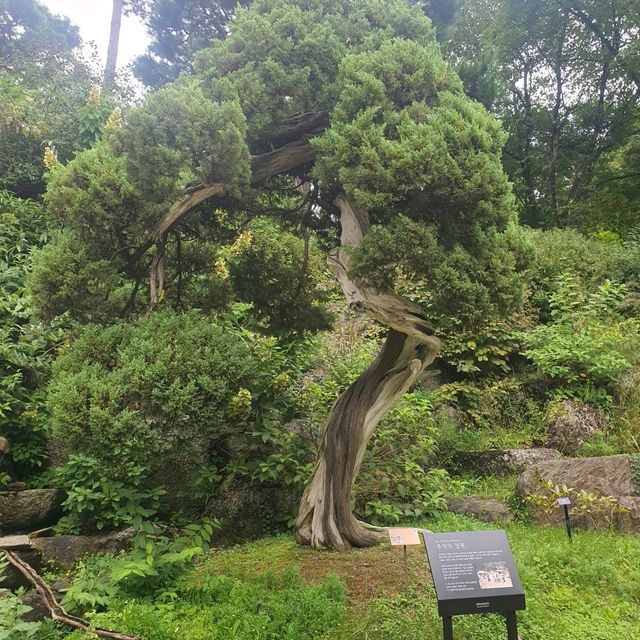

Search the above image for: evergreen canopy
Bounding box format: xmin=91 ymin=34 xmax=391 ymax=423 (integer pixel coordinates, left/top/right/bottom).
xmin=37 ymin=0 xmax=525 ymax=331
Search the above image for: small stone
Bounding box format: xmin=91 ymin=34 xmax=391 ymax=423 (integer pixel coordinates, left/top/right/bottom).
xmin=0 ymin=535 xmax=31 ymax=550
xmin=446 ymin=497 xmax=514 ymax=522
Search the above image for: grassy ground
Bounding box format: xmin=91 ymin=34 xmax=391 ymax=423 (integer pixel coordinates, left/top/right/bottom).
xmin=193 ymin=513 xmax=640 ymax=640
xmin=36 ymin=512 xmax=640 ymax=640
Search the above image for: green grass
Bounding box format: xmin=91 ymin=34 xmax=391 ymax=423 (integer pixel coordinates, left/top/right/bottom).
xmin=37 ymin=513 xmax=640 ymax=640
xmin=340 ymin=513 xmax=640 ymax=640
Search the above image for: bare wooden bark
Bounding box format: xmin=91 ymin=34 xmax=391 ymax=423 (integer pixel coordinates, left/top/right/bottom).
xmin=548 ymin=18 xmax=567 ymax=226
xmin=147 ymin=112 xmax=327 ymax=305
xmin=104 ymin=0 xmax=123 ymax=89
xmin=3 ymin=550 xmax=138 ymax=640
xmin=295 ymin=196 xmax=441 ymax=550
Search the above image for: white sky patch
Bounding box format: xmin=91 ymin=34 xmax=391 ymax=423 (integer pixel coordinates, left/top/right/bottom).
xmin=40 ymin=0 xmax=150 ymax=71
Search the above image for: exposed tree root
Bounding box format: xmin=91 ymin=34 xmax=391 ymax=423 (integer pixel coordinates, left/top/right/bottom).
xmin=3 ymin=550 xmax=138 ymax=640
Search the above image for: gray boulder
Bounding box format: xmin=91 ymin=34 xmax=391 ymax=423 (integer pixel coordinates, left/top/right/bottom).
xmin=544 ymin=400 xmax=607 ymax=455
xmin=517 ymin=454 xmax=633 ymax=498
xmin=31 ymin=528 xmax=134 ymax=567
xmin=517 ymin=454 xmax=637 ymax=531
xmin=453 ymin=448 xmax=562 ymax=476
xmin=446 ymin=497 xmax=514 ymax=522
xmin=0 ymin=489 xmax=64 ymax=532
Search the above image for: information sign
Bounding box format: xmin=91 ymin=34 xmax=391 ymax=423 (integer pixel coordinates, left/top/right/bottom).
xmin=388 ymin=528 xmax=421 ymax=546
xmin=423 ymin=530 xmax=525 ymax=640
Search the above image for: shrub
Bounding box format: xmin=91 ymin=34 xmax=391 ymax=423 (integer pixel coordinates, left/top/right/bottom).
xmin=0 ymin=190 xmax=67 ymax=477
xmin=47 ymin=310 xmax=258 ymax=496
xmin=522 ymin=276 xmax=640 ymax=406
xmin=51 ymin=454 xmax=164 ymax=533
xmin=355 ymin=392 xmax=449 ymax=524
xmin=0 ymin=557 xmax=43 ymax=639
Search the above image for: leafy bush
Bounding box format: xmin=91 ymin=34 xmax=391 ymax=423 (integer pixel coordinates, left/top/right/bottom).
xmin=47 ymin=310 xmax=259 ymax=491
xmin=63 ymin=557 xmax=344 ymax=640
xmin=62 ymin=519 xmax=219 ymax=612
xmin=0 ymin=190 xmax=67 ymax=477
xmin=47 ymin=307 xmax=321 ymax=518
xmin=525 ymin=479 xmax=628 ymax=530
xmin=0 ymin=558 xmax=43 ymax=639
xmin=355 ymin=392 xmax=449 ymax=524
xmin=527 ymin=228 xmax=640 ymax=317
xmin=50 ymin=454 xmax=164 ymax=533
xmin=523 ymin=276 xmax=640 ymax=406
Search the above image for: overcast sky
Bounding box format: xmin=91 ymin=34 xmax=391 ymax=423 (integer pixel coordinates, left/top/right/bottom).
xmin=40 ymin=0 xmax=150 ymax=71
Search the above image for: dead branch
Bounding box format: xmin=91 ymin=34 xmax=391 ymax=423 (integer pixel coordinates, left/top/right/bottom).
xmin=3 ymin=550 xmax=139 ymax=640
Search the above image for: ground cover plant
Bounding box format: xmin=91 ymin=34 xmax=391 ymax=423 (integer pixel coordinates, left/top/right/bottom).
xmin=25 ymin=513 xmax=640 ymax=640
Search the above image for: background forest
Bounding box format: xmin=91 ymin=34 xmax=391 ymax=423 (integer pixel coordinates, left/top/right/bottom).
xmin=1 ymin=1 xmax=640 ymax=639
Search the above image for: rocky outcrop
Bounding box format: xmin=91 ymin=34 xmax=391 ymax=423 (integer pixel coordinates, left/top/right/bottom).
xmin=0 ymin=528 xmax=134 ymax=589
xmin=544 ymin=401 xmax=607 ymax=455
xmin=516 ymin=454 xmax=639 ymax=531
xmin=453 ymin=448 xmax=562 ymax=475
xmin=0 ymin=489 xmax=64 ymax=532
xmin=31 ymin=528 xmax=134 ymax=567
xmin=517 ymin=454 xmax=633 ymax=498
xmin=446 ymin=497 xmax=514 ymax=522
xmin=207 ymin=480 xmax=298 ymax=542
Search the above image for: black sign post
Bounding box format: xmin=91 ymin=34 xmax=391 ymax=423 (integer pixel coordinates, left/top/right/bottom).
xmin=557 ymin=497 xmax=572 ymax=542
xmin=423 ymin=530 xmax=525 ymax=640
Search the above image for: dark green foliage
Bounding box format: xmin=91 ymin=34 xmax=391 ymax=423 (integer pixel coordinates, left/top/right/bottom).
xmin=523 ymin=276 xmax=640 ymax=406
xmin=62 ymin=519 xmax=218 ymax=610
xmin=0 ymin=192 xmax=66 ymax=476
xmin=349 ymin=217 xmax=530 ymax=325
xmin=196 ymin=0 xmax=437 ymax=135
xmin=0 ymin=0 xmax=99 ymax=198
xmin=228 ymin=218 xmax=333 ymax=334
xmin=64 ymin=563 xmax=344 ymax=640
xmin=0 ymin=556 xmax=42 ymax=639
xmin=356 ymin=392 xmax=450 ymax=524
xmin=29 ymin=230 xmax=125 ymax=324
xmin=132 ymin=0 xmax=251 ymax=88
xmin=51 ymin=454 xmax=164 ymax=534
xmin=47 ymin=310 xmax=255 ymax=483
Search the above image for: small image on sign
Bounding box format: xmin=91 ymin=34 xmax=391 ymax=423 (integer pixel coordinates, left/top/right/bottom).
xmin=476 ymin=562 xmax=513 ymax=589
xmin=388 ymin=528 xmax=421 ymax=546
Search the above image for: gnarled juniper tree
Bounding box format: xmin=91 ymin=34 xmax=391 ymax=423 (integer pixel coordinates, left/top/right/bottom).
xmin=35 ymin=0 xmax=528 ymax=549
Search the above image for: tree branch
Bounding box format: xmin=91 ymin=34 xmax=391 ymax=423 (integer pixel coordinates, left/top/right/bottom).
xmin=147 ymin=111 xmax=328 ymax=305
xmin=3 ymin=551 xmax=138 ymax=640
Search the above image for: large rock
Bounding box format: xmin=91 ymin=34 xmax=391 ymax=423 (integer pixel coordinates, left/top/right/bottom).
xmin=0 ymin=550 xmax=42 ymax=589
xmin=517 ymin=454 xmax=633 ymax=498
xmin=447 ymin=497 xmax=514 ymax=522
xmin=0 ymin=489 xmax=64 ymax=532
xmin=453 ymin=448 xmax=562 ymax=476
xmin=207 ymin=480 xmax=299 ymax=543
xmin=31 ymin=528 xmax=134 ymax=567
xmin=517 ymin=454 xmax=637 ymax=530
xmin=544 ymin=400 xmax=607 ymax=455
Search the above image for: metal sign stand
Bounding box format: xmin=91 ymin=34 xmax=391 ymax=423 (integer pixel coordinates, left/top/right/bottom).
xmin=557 ymin=497 xmax=572 ymax=542
xmin=422 ymin=530 xmax=525 ymax=640
xmin=442 ymin=611 xmax=519 ymax=640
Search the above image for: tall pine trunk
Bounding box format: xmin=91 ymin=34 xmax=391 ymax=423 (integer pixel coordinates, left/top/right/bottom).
xmin=104 ymin=0 xmax=124 ymax=89
xmin=295 ymin=196 xmax=441 ymax=550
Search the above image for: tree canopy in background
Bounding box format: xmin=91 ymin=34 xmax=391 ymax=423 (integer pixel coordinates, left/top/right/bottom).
xmin=438 ymin=0 xmax=640 ymax=233
xmin=131 ymin=0 xmax=251 ymax=88
xmin=0 ymin=0 xmax=101 ymax=198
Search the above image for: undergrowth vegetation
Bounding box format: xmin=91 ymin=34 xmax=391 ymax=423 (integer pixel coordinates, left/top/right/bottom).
xmin=26 ymin=514 xmax=640 ymax=640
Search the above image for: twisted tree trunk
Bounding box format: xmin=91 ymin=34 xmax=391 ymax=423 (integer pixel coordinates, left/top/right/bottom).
xmin=295 ymin=196 xmax=441 ymax=550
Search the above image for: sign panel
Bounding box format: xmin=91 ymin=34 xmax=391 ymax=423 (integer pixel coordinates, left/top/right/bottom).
xmin=423 ymin=530 xmax=525 ymax=616
xmin=557 ymin=497 xmax=571 ymax=506
xmin=388 ymin=528 xmax=421 ymax=546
